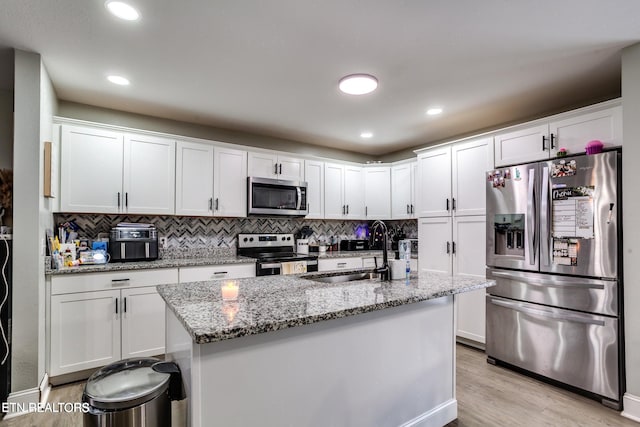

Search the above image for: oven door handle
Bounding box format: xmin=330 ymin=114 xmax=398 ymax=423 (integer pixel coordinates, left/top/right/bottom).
xmin=296 ymin=187 xmax=302 ymax=210
xmin=260 ymin=263 xmax=282 ymax=269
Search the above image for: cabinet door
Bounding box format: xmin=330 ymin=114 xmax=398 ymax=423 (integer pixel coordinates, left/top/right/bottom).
xmin=549 ymin=106 xmax=623 ymax=156
xmin=175 ymin=141 xmax=214 ymax=216
xmin=247 ymin=152 xmax=277 ymax=178
xmin=411 ymin=161 xmax=417 ymax=218
xmin=391 ymin=163 xmax=413 ymax=219
xmin=452 ymin=137 xmax=493 ymax=216
xmin=305 ymin=160 xmax=324 ymax=219
xmin=278 ymin=155 xmax=305 ymax=181
xmin=453 ymin=216 xmax=487 ymax=345
xmin=123 ymin=134 xmax=176 ymax=215
xmin=418 ymin=217 xmax=452 ymax=274
xmin=50 ymin=290 xmax=121 ymax=376
xmin=344 ymin=165 xmax=365 ymax=219
xmin=416 ymin=147 xmax=452 ymax=217
xmin=121 ymin=287 xmax=166 ymax=358
xmin=317 ymin=257 xmax=363 ymax=272
xmin=494 ymin=124 xmax=549 ymax=167
xmin=60 ymin=125 xmax=123 ymax=213
xmin=324 ymin=163 xmax=345 ymax=219
xmin=214 ymin=147 xmax=248 ymax=217
xmin=364 ymin=167 xmax=391 ymax=219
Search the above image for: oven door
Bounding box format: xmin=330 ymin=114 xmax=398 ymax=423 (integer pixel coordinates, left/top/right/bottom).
xmin=248 ymin=177 xmax=308 ymax=216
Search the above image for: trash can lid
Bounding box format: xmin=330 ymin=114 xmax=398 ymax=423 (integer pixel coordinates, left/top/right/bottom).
xmin=83 ymin=357 xmax=170 ymax=410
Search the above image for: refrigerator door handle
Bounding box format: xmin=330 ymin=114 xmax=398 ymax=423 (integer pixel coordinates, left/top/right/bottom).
xmin=527 ymin=168 xmax=536 ymax=265
xmin=540 ymin=166 xmax=550 ymax=266
xmin=489 ymin=270 xmax=606 ymax=289
xmin=489 ymin=297 xmax=606 ymax=326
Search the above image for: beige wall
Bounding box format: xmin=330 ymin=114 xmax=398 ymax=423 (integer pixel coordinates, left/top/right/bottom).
xmin=622 ymin=44 xmax=640 ymax=402
xmin=58 ymin=101 xmax=374 ymax=164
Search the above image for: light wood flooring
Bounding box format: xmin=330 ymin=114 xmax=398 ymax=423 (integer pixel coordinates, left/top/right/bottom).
xmin=0 ymin=345 xmax=636 ymax=426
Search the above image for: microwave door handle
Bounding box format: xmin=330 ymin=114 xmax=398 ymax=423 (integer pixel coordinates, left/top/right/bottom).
xmin=296 ymin=187 xmax=302 ymax=210
xmin=540 ymin=166 xmax=550 ymax=266
xmin=527 ymin=168 xmax=536 ymax=265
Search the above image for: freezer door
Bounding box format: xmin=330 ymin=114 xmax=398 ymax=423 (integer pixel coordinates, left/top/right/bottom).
xmin=486 ymin=163 xmax=539 ymax=271
xmin=540 ymin=151 xmax=619 ymax=278
xmin=487 ymin=268 xmax=618 ymax=316
xmin=486 ymin=295 xmax=619 ymax=401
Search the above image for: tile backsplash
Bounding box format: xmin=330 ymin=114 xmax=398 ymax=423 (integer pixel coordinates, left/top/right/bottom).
xmin=53 ymin=214 xmax=417 ymax=250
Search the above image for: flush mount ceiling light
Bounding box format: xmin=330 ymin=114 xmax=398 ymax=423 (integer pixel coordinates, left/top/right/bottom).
xmin=105 ymin=1 xmax=140 ymax=21
xmin=426 ymin=107 xmax=443 ymax=116
xmin=360 ymin=132 xmax=373 ymax=138
xmin=107 ymin=75 xmax=130 ymax=85
xmin=339 ymin=74 xmax=378 ymax=95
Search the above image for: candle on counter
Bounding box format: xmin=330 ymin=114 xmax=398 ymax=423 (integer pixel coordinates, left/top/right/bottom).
xmin=222 ymin=301 xmax=240 ymax=323
xmin=221 ymin=281 xmax=239 ymax=301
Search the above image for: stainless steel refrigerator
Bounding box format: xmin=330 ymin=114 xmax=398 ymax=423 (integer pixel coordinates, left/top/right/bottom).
xmin=485 ymin=150 xmax=623 ymax=409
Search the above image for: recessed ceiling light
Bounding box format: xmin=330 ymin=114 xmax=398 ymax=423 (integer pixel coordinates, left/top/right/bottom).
xmin=339 ymin=74 xmax=378 ymax=95
xmin=107 ymin=75 xmax=130 ymax=86
xmin=105 ymin=1 xmax=140 ymax=21
xmin=426 ymin=107 xmax=443 ymax=116
xmin=360 ymin=132 xmax=373 ymax=138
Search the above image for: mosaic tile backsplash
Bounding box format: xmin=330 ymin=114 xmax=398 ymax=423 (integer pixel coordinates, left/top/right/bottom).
xmin=54 ymin=214 xmax=418 ymax=251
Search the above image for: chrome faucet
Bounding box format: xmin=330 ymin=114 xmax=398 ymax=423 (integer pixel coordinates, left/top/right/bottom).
xmin=371 ymin=220 xmax=390 ymax=281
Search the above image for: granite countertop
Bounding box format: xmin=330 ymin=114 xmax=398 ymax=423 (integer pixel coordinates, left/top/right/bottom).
xmin=45 ymin=255 xmax=256 ymax=275
xmin=157 ymin=269 xmax=494 ymax=344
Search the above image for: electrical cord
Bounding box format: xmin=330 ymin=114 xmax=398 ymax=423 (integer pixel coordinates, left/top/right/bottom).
xmin=0 ymin=238 xmax=9 ymax=366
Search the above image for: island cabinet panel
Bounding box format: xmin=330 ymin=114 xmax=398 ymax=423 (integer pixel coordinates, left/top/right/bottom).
xmin=50 ymin=290 xmax=121 ymax=376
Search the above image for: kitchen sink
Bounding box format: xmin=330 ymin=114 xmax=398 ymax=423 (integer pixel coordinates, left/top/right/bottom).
xmin=305 ymin=272 xmax=380 ymax=284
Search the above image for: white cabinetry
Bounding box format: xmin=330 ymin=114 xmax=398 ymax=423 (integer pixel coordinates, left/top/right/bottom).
xmin=324 ymin=163 xmax=365 ymax=219
xmin=179 ymin=264 xmax=256 ymax=282
xmin=494 ymin=105 xmax=622 ymax=167
xmin=60 ymin=125 xmax=176 ymax=215
xmin=49 ymin=269 xmax=178 ymax=377
xmin=214 ymin=147 xmax=248 ymax=217
xmin=417 ymin=138 xmax=491 ymax=218
xmin=305 ymin=160 xmax=324 ymax=219
xmin=391 ymin=161 xmax=416 ymax=219
xmin=418 ymin=217 xmax=452 ymax=275
xmin=248 ymin=152 xmax=305 ymax=181
xmin=318 ymin=257 xmax=363 ymax=272
xmin=364 ymin=167 xmax=391 ymax=219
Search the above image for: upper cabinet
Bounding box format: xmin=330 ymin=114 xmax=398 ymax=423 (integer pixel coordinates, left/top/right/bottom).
xmin=323 ymin=163 xmax=365 ymax=219
xmin=175 ymin=141 xmax=247 ymax=217
xmin=248 ymin=152 xmax=305 ymax=181
xmin=391 ymin=161 xmax=417 ymax=220
xmin=416 ymin=137 xmax=492 ymax=218
xmin=305 ymin=160 xmax=324 ymax=219
xmin=364 ymin=167 xmax=391 ymax=219
xmin=494 ymin=105 xmax=622 ymax=167
xmin=60 ymin=125 xmax=175 ymax=215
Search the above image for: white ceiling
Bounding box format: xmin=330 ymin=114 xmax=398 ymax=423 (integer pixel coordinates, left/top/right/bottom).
xmin=1 ymin=1 xmax=639 ymax=155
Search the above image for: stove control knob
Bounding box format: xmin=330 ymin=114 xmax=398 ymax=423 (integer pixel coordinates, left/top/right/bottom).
xmin=249 ymin=237 xmax=254 ymax=242
xmin=243 ymin=237 xmax=248 ymax=242
xmin=287 ymin=237 xmax=291 ymax=241
xmin=281 ymin=236 xmax=286 ymax=241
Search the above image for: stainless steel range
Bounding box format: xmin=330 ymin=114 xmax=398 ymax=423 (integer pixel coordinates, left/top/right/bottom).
xmin=237 ymin=233 xmax=319 ymax=276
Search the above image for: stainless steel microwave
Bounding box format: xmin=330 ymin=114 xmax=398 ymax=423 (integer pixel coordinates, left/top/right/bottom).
xmin=247 ymin=177 xmax=309 ymax=216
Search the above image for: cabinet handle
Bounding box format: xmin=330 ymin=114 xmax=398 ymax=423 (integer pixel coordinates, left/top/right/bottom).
xmin=215 ymin=198 xmax=219 ymax=211
xmin=209 ymin=198 xmax=213 ymax=211
xmin=111 ymin=278 xmax=130 ymax=284
xmin=452 ymin=241 xmax=456 ymax=254
xmin=542 ymin=135 xmax=548 ymax=150
xmin=346 ymin=205 xmax=349 ymax=214
xmin=446 ymin=241 xmax=450 ymax=254
xmin=342 ymin=205 xmax=345 ymax=215
xmin=279 ymin=163 xmax=282 ymax=175
xmin=307 ymin=203 xmax=310 ymax=211
xmin=115 ymin=297 xmax=119 ymax=315
xmin=337 ymin=262 xmax=347 ymax=268
xmin=125 ymin=192 xmax=129 ymax=207
xmin=117 ymin=192 xmax=121 ymax=208
xmin=365 ymin=206 xmax=368 ymax=216
xmin=452 ymin=198 xmax=456 ymax=211
xmin=407 ymin=204 xmax=410 ymax=214
xmin=123 ymin=297 xmax=127 ymax=313
xmin=550 ymin=133 xmax=556 ymax=149
xmin=446 ymin=198 xmax=450 ymax=211
xmin=411 ymin=204 xmax=414 ymax=214
xmin=274 ymin=164 xmax=278 ymax=175
xmin=213 ymin=271 xmax=228 ymax=275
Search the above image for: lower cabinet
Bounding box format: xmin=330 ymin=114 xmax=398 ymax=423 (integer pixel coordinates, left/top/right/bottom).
xmin=179 ymin=263 xmax=256 ymax=283
xmin=318 ymin=257 xmax=363 ymax=272
xmin=48 ymin=268 xmax=178 ymax=377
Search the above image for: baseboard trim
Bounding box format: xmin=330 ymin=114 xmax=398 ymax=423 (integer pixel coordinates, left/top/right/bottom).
xmin=622 ymin=393 xmax=640 ymax=422
xmin=39 ymin=373 xmax=51 ymax=404
xmin=3 ymin=386 xmax=41 ymax=419
xmin=399 ymin=399 xmax=457 ymax=427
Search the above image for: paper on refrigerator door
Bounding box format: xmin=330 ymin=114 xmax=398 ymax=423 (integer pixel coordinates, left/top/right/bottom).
xmin=552 ymin=186 xmax=595 ymax=239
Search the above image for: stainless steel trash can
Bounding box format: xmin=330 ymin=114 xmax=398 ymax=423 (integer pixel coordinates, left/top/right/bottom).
xmin=83 ymin=357 xmax=183 ymax=427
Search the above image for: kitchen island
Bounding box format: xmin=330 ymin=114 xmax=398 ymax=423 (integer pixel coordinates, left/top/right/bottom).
xmin=158 ymin=270 xmax=494 ymax=427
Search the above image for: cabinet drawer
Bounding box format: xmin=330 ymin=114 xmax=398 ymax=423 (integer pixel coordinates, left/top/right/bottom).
xmin=51 ymin=268 xmax=179 ymax=295
xmin=361 ymin=257 xmax=381 ymax=269
xmin=179 ymin=264 xmax=256 ymax=283
xmin=318 ymin=257 xmax=363 ymax=272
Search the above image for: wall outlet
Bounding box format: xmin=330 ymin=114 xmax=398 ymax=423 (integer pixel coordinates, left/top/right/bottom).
xmin=159 ymin=236 xmax=168 ymax=249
